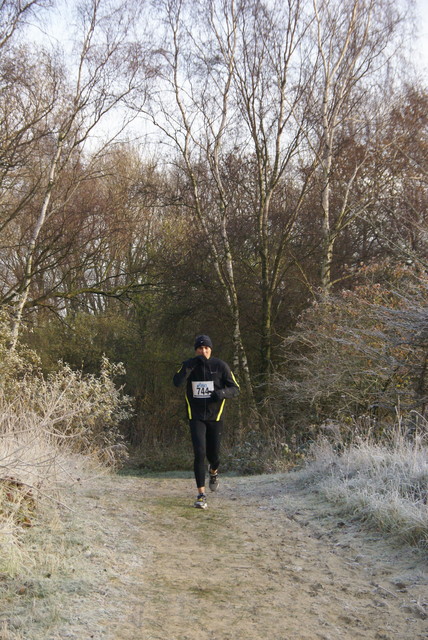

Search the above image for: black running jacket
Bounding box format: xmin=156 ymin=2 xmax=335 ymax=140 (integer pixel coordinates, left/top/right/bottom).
xmin=173 ymin=355 xmax=239 ymax=421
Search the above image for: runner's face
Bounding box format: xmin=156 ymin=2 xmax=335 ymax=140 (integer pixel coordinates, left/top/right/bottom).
xmin=196 ymin=346 xmax=212 ymax=359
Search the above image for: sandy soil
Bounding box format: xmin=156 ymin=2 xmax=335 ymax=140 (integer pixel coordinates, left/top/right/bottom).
xmin=2 ymin=471 xmax=427 ymax=640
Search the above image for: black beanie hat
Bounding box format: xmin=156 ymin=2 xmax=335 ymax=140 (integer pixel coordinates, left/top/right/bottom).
xmin=194 ymin=334 xmax=213 ymax=350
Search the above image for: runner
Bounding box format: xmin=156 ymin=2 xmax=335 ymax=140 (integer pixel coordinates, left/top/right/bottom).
xmin=173 ymin=335 xmax=240 ymax=509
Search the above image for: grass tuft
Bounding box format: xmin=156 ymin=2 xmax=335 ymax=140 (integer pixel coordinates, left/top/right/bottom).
xmin=294 ymin=421 xmax=428 ymax=547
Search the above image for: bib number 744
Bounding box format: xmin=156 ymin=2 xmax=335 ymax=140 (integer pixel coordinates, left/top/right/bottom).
xmin=192 ymin=381 xmax=214 ymax=398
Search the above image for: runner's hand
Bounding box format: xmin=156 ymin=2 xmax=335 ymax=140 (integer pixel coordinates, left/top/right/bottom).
xmin=183 ymin=358 xmax=197 ymax=373
xmin=210 ymin=389 xmax=225 ymax=401
xmin=183 ymin=355 xmax=206 ymax=372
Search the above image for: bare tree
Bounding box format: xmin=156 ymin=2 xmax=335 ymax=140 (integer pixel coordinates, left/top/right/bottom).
xmin=147 ymin=0 xmax=255 ymax=405
xmin=230 ymin=0 xmax=315 ymax=383
xmin=363 ymin=87 xmax=428 ymax=268
xmin=0 ymin=0 xmax=51 ymax=50
xmin=4 ymin=0 xmax=147 ymax=347
xmin=146 ymin=0 xmax=319 ymax=399
xmin=0 ymin=48 xmax=61 ymax=300
xmin=309 ymin=0 xmax=405 ymax=293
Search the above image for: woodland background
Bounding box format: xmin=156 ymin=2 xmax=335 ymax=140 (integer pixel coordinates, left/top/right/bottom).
xmin=1 ymin=0 xmax=428 ymax=472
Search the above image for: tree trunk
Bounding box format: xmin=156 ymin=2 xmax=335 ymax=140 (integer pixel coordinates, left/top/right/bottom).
xmin=10 ymin=137 xmax=64 ymax=349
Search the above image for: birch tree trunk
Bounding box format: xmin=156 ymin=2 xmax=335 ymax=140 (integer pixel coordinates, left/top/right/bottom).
xmin=232 ymin=0 xmax=314 ymax=385
xmin=9 ymin=138 xmax=64 ymax=348
xmin=150 ymin=0 xmax=256 ymax=409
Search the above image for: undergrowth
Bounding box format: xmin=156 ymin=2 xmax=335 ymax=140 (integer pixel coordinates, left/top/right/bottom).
xmin=294 ymin=417 xmax=428 ymax=548
xmin=0 ymin=315 xmax=132 ymax=583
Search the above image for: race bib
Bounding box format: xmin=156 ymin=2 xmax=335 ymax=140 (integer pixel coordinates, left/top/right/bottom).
xmin=192 ymin=380 xmax=214 ymax=398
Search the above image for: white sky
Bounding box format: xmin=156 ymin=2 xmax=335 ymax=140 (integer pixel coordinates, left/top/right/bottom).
xmin=34 ymin=0 xmax=428 ymax=74
xmin=26 ymin=0 xmax=428 ymax=150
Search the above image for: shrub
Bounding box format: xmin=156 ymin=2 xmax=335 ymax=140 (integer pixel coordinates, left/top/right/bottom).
xmin=272 ymin=263 xmax=428 ymax=441
xmin=0 ymin=311 xmax=133 ymax=568
xmin=0 ymin=311 xmax=41 ymax=394
xmin=0 ymin=334 xmax=132 ymax=577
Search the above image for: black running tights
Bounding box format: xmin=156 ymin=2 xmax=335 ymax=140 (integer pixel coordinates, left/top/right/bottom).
xmin=189 ymin=419 xmax=222 ymax=489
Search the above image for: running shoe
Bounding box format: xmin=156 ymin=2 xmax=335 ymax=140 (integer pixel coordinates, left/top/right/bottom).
xmin=209 ymin=469 xmax=219 ymax=492
xmin=194 ymin=493 xmax=208 ymax=509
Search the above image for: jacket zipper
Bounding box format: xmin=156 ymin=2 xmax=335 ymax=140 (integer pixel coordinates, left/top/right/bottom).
xmin=203 ymin=360 xmax=207 ymax=420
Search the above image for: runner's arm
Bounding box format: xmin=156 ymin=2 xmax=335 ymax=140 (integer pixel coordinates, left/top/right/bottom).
xmin=212 ymin=365 xmax=240 ymax=399
xmin=173 ymin=356 xmax=204 ymax=387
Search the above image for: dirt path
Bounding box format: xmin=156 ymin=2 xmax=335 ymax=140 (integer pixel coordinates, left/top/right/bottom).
xmin=4 ymin=472 xmax=427 ymax=640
